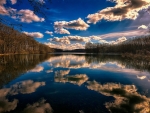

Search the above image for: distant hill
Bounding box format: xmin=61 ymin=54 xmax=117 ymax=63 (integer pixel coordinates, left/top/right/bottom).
xmin=0 ymin=23 xmax=53 ymax=54
xmin=53 ymin=48 xmax=85 ymax=52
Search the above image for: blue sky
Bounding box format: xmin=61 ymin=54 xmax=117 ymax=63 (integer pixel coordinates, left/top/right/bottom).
xmin=1 ymin=0 xmax=150 ymax=49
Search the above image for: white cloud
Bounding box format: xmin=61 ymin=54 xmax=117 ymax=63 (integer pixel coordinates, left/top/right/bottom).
xmin=111 ymin=36 xmax=127 ymax=44
xmin=98 ymin=30 xmax=149 ymax=39
xmin=89 ymin=35 xmax=101 ymax=40
xmin=17 ymin=9 xmax=45 ymax=23
xmin=0 ymin=0 xmax=6 ymax=5
xmin=138 ymin=25 xmax=148 ymax=29
xmin=0 ymin=1 xmax=45 ymax=23
xmin=87 ymin=0 xmax=150 ymax=24
xmin=45 ymin=35 xmax=128 ymax=50
xmin=54 ymin=18 xmax=89 ymax=31
xmin=0 ymin=0 xmax=9 ymax=15
xmin=10 ymin=0 xmax=17 ymax=4
xmin=45 ymin=42 xmax=85 ymax=50
xmin=45 ymin=31 xmax=53 ymax=36
xmin=54 ymin=28 xmax=70 ymax=34
xmin=51 ymin=36 xmax=90 ymax=44
xmin=23 ymin=32 xmax=44 ymax=38
xmin=0 ymin=5 xmax=8 ymax=15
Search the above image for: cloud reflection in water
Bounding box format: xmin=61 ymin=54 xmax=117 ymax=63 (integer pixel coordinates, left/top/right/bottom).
xmin=87 ymin=81 xmax=150 ymax=113
xmin=54 ymin=70 xmax=88 ymax=86
xmin=0 ymin=80 xmax=45 ymax=112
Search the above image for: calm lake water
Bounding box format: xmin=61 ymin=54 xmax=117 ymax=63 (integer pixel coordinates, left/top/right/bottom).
xmin=0 ymin=53 xmax=150 ymax=113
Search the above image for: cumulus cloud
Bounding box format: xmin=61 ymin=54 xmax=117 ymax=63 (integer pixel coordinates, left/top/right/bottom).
xmin=111 ymin=36 xmax=127 ymax=44
xmin=45 ymin=42 xmax=85 ymax=50
xmin=89 ymin=35 xmax=101 ymax=40
xmin=138 ymin=25 xmax=148 ymax=29
xmin=46 ymin=36 xmax=89 ymax=50
xmin=54 ymin=28 xmax=70 ymax=34
xmin=23 ymin=32 xmax=44 ymax=38
xmin=45 ymin=35 xmax=100 ymax=50
xmin=22 ymin=99 xmax=53 ymax=113
xmin=17 ymin=9 xmax=45 ymax=23
xmin=0 ymin=1 xmax=44 ymax=23
xmin=0 ymin=5 xmax=8 ymax=15
xmin=87 ymin=0 xmax=150 ymax=23
xmin=10 ymin=0 xmax=17 ymax=4
xmin=54 ymin=18 xmax=89 ymax=32
xmin=0 ymin=1 xmax=45 ymax=24
xmin=0 ymin=0 xmax=6 ymax=5
xmin=46 ymin=35 xmax=128 ymax=50
xmin=51 ymin=36 xmax=90 ymax=44
xmin=45 ymin=31 xmax=53 ymax=36
xmin=0 ymin=0 xmax=10 ymax=15
xmin=50 ymin=37 xmax=71 ymax=44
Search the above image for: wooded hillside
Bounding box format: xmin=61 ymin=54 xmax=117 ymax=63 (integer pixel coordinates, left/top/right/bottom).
xmin=85 ymin=35 xmax=150 ymax=55
xmin=0 ymin=23 xmax=53 ymax=54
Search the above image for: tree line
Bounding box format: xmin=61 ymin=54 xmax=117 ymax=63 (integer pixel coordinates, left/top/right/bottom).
xmin=85 ymin=35 xmax=150 ymax=55
xmin=0 ymin=23 xmax=53 ymax=54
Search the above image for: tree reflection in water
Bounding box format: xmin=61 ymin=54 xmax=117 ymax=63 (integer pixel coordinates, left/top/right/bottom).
xmin=0 ymin=54 xmax=52 ymax=88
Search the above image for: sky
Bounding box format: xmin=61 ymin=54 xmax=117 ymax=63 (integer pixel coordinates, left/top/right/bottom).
xmin=0 ymin=0 xmax=150 ymax=50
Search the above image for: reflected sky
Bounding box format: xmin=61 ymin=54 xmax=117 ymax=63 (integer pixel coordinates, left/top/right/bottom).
xmin=0 ymin=54 xmax=150 ymax=113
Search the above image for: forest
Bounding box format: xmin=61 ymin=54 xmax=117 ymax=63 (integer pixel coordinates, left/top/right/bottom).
xmin=85 ymin=35 xmax=150 ymax=55
xmin=0 ymin=23 xmax=53 ymax=54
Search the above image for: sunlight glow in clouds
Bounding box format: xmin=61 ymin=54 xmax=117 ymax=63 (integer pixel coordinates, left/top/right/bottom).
xmin=10 ymin=0 xmax=17 ymax=4
xmin=0 ymin=1 xmax=45 ymax=23
xmin=54 ymin=28 xmax=70 ymax=34
xmin=45 ymin=31 xmax=53 ymax=36
xmin=23 ymin=32 xmax=44 ymax=38
xmin=54 ymin=18 xmax=89 ymax=34
xmin=87 ymin=0 xmax=150 ymax=24
xmin=45 ymin=35 xmax=127 ymax=50
xmin=18 ymin=9 xmax=45 ymax=23
xmin=138 ymin=25 xmax=148 ymax=29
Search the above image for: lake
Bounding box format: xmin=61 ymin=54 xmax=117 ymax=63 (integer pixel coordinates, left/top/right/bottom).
xmin=0 ymin=53 xmax=150 ymax=113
